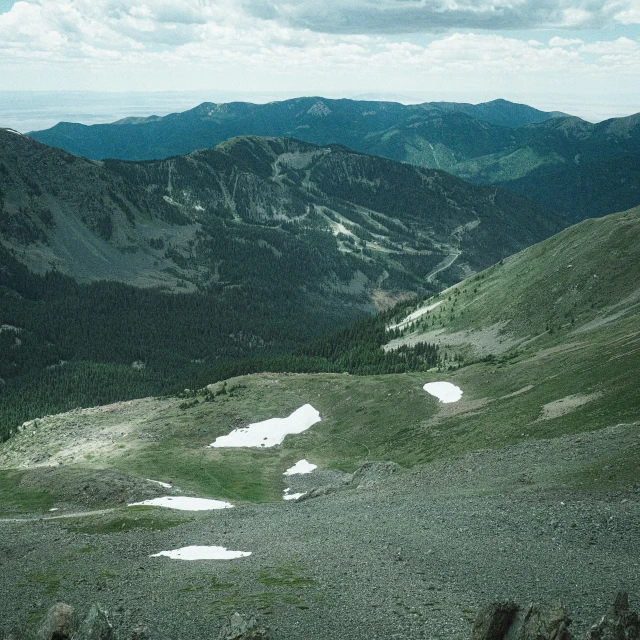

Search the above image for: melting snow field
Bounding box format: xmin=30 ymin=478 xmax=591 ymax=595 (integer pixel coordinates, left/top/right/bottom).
xmin=423 ymin=382 xmax=463 ymax=403
xmin=209 ymin=404 xmax=321 ymax=448
xmin=283 ymin=459 xmax=317 ymax=475
xmin=128 ymin=497 xmax=233 ymax=511
xmin=147 ymin=479 xmax=172 ymax=488
xmin=151 ymin=546 xmax=251 ymax=560
xmin=283 ymin=488 xmax=306 ymax=501
xmin=388 ymin=301 xmax=444 ymax=331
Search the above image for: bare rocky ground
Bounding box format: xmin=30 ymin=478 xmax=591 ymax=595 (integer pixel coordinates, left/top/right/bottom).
xmin=1 ymin=423 xmax=639 ymax=640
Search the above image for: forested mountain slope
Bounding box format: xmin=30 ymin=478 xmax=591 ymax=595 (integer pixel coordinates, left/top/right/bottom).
xmin=27 ymin=98 xmax=640 ymax=221
xmin=0 ymin=130 xmax=562 ymax=437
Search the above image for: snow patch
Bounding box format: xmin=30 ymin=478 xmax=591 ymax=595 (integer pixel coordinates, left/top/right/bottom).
xmin=128 ymin=496 xmax=233 ymax=511
xmin=423 ymin=382 xmax=463 ymax=403
xmin=388 ymin=301 xmax=443 ymax=331
xmin=283 ymin=459 xmax=317 ymax=475
xmin=151 ymin=546 xmax=251 ymax=560
xmin=209 ymin=404 xmax=321 ymax=448
xmin=283 ymin=488 xmax=306 ymax=501
xmin=146 ymin=479 xmax=172 ymax=489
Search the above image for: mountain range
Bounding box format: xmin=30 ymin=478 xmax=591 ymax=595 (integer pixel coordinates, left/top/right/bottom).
xmin=0 ymin=127 xmax=560 ymax=436
xmin=29 ymin=97 xmax=640 ymax=221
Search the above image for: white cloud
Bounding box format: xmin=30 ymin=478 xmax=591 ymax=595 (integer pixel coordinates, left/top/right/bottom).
xmin=243 ymin=0 xmax=629 ymax=34
xmin=0 ymin=0 xmax=639 ymax=95
xmin=615 ymin=0 xmax=640 ymax=23
xmin=549 ymin=36 xmax=584 ymax=46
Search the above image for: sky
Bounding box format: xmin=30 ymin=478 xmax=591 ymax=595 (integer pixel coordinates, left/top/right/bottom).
xmin=1 ymin=0 xmax=639 ymax=122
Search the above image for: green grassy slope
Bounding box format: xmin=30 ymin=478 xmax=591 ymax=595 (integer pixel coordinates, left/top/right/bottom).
xmin=2 ymin=208 xmax=639 ymax=510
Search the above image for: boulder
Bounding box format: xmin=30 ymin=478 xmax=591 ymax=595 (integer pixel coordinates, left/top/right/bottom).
xmin=583 ymin=591 xmax=639 ymax=640
xmin=37 ymin=603 xmax=79 ymax=640
xmin=470 ymin=601 xmax=519 ymax=640
xmin=506 ymin=603 xmax=572 ymax=640
xmin=75 ymin=604 xmax=114 ymax=640
xmin=215 ymin=613 xmax=270 ymax=640
xmin=295 ymin=485 xmax=339 ymax=502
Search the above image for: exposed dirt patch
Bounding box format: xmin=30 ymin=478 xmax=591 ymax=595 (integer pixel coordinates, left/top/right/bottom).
xmin=537 ymin=392 xmax=602 ymax=421
xmin=0 ymin=397 xmax=174 ymax=470
xmin=370 ymin=288 xmax=414 ymax=311
xmin=385 ymin=322 xmax=521 ymax=357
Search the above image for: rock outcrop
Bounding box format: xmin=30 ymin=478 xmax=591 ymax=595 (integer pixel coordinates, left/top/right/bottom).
xmin=470 ymin=601 xmax=519 ymax=640
xmin=36 ymin=603 xmax=79 ymax=640
xmin=215 ymin=613 xmax=271 ymax=640
xmin=471 ymin=593 xmax=636 ymax=640
xmin=583 ymin=591 xmax=639 ymax=640
xmin=74 ymin=604 xmax=114 ymax=640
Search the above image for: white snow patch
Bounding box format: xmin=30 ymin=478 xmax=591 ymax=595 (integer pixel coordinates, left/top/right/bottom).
xmin=128 ymin=496 xmax=233 ymax=511
xmin=388 ymin=301 xmax=443 ymax=331
xmin=283 ymin=459 xmax=317 ymax=476
xmin=331 ymin=222 xmax=355 ymax=237
xmin=146 ymin=479 xmax=172 ymax=489
xmin=209 ymin=404 xmax=321 ymax=448
xmin=151 ymin=546 xmax=251 ymax=560
xmin=423 ymin=382 xmax=463 ymax=403
xmin=283 ymin=488 xmax=305 ymax=501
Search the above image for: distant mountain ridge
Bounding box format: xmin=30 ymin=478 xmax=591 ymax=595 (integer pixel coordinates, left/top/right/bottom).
xmin=28 ymin=96 xmax=563 ymax=162
xmin=0 ymin=129 xmax=561 ymax=293
xmin=27 ymin=96 xmax=640 ymax=221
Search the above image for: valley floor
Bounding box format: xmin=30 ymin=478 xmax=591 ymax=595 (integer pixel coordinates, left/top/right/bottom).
xmin=1 ymin=422 xmax=638 ymax=640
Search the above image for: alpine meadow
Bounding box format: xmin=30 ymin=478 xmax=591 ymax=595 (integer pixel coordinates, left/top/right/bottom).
xmin=1 ymin=1 xmax=640 ymax=640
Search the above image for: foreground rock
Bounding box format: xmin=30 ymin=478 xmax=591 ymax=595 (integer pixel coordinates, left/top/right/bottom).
xmin=469 ymin=601 xmax=519 ymax=640
xmin=471 ymin=593 xmax=636 ymax=640
xmin=75 ymin=604 xmax=114 ymax=640
xmin=37 ymin=603 xmax=79 ymax=640
xmin=215 ymin=613 xmax=271 ymax=640
xmin=583 ymin=591 xmax=639 ymax=640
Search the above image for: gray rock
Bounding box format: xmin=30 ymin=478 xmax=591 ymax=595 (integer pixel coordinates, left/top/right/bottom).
xmin=583 ymin=591 xmax=639 ymax=640
xmin=75 ymin=604 xmax=114 ymax=640
xmin=350 ymin=461 xmax=401 ymax=487
xmin=128 ymin=625 xmax=166 ymax=640
xmin=215 ymin=613 xmax=270 ymax=640
xmin=470 ymin=601 xmax=519 ymax=640
xmin=37 ymin=603 xmax=79 ymax=640
xmin=506 ymin=603 xmax=572 ymax=640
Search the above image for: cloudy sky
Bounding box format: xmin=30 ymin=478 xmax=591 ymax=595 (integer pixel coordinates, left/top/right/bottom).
xmin=1 ymin=0 xmax=639 ymax=119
